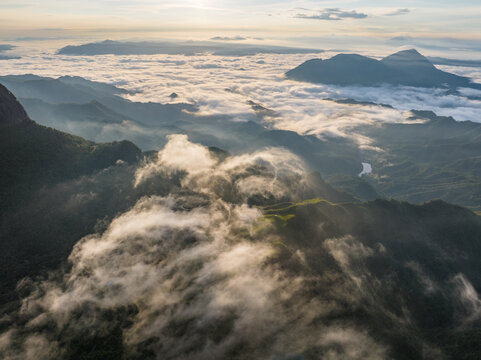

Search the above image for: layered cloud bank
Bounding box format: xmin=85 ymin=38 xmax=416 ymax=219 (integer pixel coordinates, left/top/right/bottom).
xmin=0 ymin=43 xmax=480 ymax=150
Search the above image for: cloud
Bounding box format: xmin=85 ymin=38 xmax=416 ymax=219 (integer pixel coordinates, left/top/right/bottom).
xmin=134 ymin=134 xmax=218 ymax=185
xmin=405 ymin=262 xmax=438 ymax=294
xmin=294 ymin=8 xmax=368 ymax=21
xmin=134 ymin=134 xmax=306 ymax=199
xmin=386 ymin=8 xmax=410 ymax=16
xmin=1 ymin=44 xmax=481 ymax=154
xmin=452 ymin=273 xmax=481 ymax=323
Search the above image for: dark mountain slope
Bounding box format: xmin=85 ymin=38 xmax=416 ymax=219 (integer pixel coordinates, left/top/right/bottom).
xmin=4 ymin=174 xmax=481 ymax=359
xmin=0 ymin=89 xmax=141 ymax=211
xmin=0 ymin=83 xmax=142 ymax=301
xmin=265 ymin=197 xmax=481 ymax=359
xmin=0 ymin=81 xmax=142 ymax=213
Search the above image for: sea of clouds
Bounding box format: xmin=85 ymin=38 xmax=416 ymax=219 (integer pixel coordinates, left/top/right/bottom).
xmin=0 ymin=41 xmax=480 ymax=146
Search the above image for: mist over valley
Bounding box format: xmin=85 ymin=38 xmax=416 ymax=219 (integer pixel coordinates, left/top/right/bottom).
xmin=2 ymin=7 xmax=481 ymax=359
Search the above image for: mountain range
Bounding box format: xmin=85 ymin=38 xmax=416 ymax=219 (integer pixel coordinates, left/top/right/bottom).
xmin=286 ymin=49 xmax=481 ymax=89
xmin=2 ymin=80 xmax=481 ymax=359
xmin=57 ymin=39 xmax=321 ymax=56
xmin=3 ymin=73 xmax=481 ymax=210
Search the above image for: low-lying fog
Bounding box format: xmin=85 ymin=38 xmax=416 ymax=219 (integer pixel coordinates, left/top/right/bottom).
xmin=1 ymin=41 xmax=481 ymax=147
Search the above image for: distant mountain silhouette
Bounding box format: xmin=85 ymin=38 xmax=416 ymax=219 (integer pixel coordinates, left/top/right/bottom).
xmin=58 ymin=40 xmax=321 ymax=56
xmin=21 ymin=98 xmax=132 ymax=124
xmin=0 ymin=74 xmax=128 ymax=104
xmin=286 ymin=49 xmax=481 ymax=89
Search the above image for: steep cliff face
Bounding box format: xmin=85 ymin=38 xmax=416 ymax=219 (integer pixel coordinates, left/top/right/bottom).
xmin=0 ymin=83 xmax=31 ymax=125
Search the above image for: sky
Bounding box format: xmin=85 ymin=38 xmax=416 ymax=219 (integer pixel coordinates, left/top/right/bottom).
xmin=1 ymin=0 xmax=481 ymax=45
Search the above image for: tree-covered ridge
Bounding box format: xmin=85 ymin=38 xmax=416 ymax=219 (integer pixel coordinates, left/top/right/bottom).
xmin=0 ymin=83 xmax=142 ymax=303
xmin=0 ymin=83 xmax=141 ymax=209
xmin=356 ymin=111 xmax=481 ymax=211
xmin=2 ymin=71 xmax=481 ymax=359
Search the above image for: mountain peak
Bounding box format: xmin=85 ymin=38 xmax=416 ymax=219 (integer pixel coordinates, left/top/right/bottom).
xmin=331 ymin=53 xmax=365 ymax=60
xmin=0 ymin=83 xmax=31 ymax=125
xmin=395 ymin=48 xmax=423 ymax=56
xmin=381 ymin=49 xmax=434 ymax=68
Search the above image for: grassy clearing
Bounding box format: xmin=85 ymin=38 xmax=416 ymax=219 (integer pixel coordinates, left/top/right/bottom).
xmin=258 ymin=198 xmax=340 ymax=227
xmin=260 ymin=198 xmax=339 ymax=214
